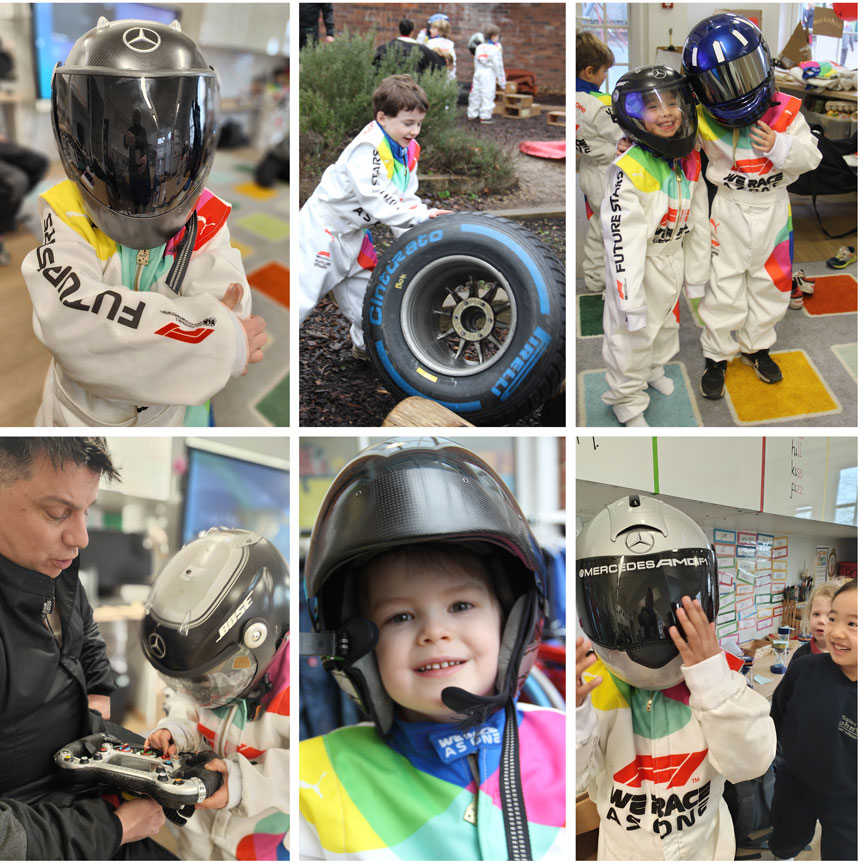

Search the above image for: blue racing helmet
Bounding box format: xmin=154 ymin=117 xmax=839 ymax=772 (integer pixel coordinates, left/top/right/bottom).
xmin=682 ymin=13 xmax=776 ymax=127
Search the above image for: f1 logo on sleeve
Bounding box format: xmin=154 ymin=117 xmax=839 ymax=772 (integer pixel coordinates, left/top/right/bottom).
xmin=155 ymin=322 xmax=215 ymax=343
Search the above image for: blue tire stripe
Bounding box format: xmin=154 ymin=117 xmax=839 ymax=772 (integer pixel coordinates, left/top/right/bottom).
xmin=459 ymin=224 xmax=549 ymax=314
xmin=499 ymin=328 xmax=550 ymax=402
xmin=374 ymin=342 xmax=483 ymax=412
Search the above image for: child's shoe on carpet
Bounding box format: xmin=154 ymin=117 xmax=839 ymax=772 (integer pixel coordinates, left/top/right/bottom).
xmin=826 ymin=245 xmax=857 ymax=269
xmin=789 ymin=282 xmax=804 ymax=309
xmin=741 ymin=349 xmax=782 ymax=383
xmin=700 ymin=359 xmax=727 ymax=399
xmin=792 ymin=269 xmax=815 ymax=295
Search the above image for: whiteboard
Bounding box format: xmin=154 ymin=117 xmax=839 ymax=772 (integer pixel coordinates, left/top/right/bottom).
xmin=101 ymin=437 xmax=173 ymax=501
xmin=575 ymin=436 xmax=655 ymax=492
xmin=657 ymin=437 xmax=763 ymax=510
xmin=763 ymin=437 xmax=858 ymax=525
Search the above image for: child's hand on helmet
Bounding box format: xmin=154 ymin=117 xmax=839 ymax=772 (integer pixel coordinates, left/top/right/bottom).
xmin=576 ymin=635 xmax=603 ymax=707
xmin=144 ymin=728 xmax=177 ymax=757
xmin=668 ymin=596 xmax=720 ymax=667
xmin=749 ymin=120 xmax=776 ymax=154
xmin=220 ymin=283 xmax=268 ymax=373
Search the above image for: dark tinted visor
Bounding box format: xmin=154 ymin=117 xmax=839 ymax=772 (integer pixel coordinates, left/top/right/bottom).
xmin=53 ymin=72 xmax=218 ymax=218
xmin=690 ymin=44 xmax=770 ymax=104
xmin=577 ymin=548 xmax=717 ymax=653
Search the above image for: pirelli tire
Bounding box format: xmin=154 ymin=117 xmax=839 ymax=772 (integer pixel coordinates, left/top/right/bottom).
xmin=362 ymin=213 xmax=566 ymax=425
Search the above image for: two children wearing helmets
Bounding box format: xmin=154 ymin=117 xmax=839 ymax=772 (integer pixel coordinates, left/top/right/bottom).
xmin=300 ymin=438 xmax=565 ymax=860
xmin=141 ymin=528 xmax=289 ymax=860
xmin=22 ymin=17 xmax=267 ymax=427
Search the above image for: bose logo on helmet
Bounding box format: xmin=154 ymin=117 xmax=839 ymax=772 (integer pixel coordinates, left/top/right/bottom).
xmin=578 ymin=557 xmax=710 ymax=577
xmin=216 ymin=591 xmax=254 ymax=642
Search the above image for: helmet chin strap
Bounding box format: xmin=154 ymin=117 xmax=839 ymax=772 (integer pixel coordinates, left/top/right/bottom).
xmin=441 ymin=687 xmax=533 ymax=861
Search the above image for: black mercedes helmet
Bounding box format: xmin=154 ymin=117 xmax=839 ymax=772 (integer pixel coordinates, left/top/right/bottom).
xmin=141 ymin=529 xmax=289 ymax=708
xmin=303 ymin=437 xmax=546 ymax=734
xmin=51 ymin=17 xmax=220 ymax=250
xmin=611 ymin=65 xmax=698 ymax=159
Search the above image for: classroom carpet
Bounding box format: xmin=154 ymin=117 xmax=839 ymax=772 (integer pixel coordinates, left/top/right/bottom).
xmin=575 ymin=186 xmax=857 ymax=427
xmin=18 ymin=149 xmax=290 ymax=428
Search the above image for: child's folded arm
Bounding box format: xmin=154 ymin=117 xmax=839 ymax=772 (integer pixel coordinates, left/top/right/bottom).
xmin=683 ymin=652 xmax=777 ymax=783
xmin=600 ymin=166 xmax=649 ymax=330
xmin=23 ymin=205 xmax=244 ymax=406
xmin=772 ymin=113 xmax=823 ymax=174
xmin=346 ymin=143 xmax=431 ymax=229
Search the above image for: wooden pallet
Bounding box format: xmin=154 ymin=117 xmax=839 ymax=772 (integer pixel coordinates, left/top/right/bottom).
xmin=504 ymin=104 xmax=537 ymax=118
xmin=547 ymin=110 xmax=566 ymax=127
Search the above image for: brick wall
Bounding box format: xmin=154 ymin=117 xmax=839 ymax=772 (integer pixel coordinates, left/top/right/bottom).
xmin=315 ymin=3 xmax=566 ymax=94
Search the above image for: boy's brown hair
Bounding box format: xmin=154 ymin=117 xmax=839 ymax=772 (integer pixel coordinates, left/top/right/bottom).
xmin=576 ymin=30 xmax=615 ymax=76
xmin=432 ymin=19 xmax=451 ymax=38
xmin=373 ymin=74 xmax=429 ymax=118
xmin=485 ymin=24 xmax=501 ymax=41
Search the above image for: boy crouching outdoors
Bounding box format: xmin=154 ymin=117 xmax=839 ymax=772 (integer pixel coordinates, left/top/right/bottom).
xmin=298 ymin=75 xmax=451 ymax=359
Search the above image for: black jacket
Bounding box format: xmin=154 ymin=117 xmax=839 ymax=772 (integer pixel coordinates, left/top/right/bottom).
xmin=770 ymin=652 xmax=857 ymax=797
xmin=374 ymin=38 xmax=447 ymax=75
xmin=0 ymin=553 xmax=121 ymax=858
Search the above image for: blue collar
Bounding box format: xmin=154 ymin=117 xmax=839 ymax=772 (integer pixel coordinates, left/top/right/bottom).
xmin=376 ymin=121 xmax=408 ymax=166
xmin=576 ymin=76 xmax=603 ymax=93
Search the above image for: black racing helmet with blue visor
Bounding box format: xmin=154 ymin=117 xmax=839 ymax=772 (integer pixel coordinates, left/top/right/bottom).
xmin=611 ymin=66 xmax=698 ymax=159
xmin=577 ymin=495 xmax=718 ymax=689
xmin=682 ymin=13 xmax=776 ymax=128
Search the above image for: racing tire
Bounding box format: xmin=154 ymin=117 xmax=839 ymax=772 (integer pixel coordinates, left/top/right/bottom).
xmin=362 ymin=213 xmax=566 ymax=425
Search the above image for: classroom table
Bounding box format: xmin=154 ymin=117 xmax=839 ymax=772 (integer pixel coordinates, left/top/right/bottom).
xmin=746 ymin=639 xmax=804 ymax=701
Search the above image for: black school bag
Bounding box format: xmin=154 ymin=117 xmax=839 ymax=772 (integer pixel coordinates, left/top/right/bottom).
xmin=787 ymin=123 xmax=858 ymax=239
xmin=723 ymin=763 xmax=776 ymax=857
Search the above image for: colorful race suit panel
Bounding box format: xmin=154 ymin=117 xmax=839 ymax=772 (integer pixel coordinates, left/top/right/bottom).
xmin=467 ymin=42 xmax=506 ymax=120
xmin=599 ymin=146 xmax=710 ymax=423
xmin=298 ymin=121 xmax=430 ymax=350
xmin=575 ymin=78 xmax=622 ymax=293
xmin=696 ymin=95 xmax=823 ymax=361
xmin=299 ymin=704 xmax=566 ymax=860
xmin=22 ymin=180 xmax=250 ymax=427
xmin=576 ymin=652 xmax=776 ymax=861
xmin=149 ymin=638 xmax=290 ymax=861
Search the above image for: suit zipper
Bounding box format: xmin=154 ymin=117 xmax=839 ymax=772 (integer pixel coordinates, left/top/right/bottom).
xmin=669 ymin=163 xmax=684 ymax=242
xmin=464 ymin=752 xmax=480 ymax=825
xmin=646 ymin=694 xmax=654 ymax=712
xmin=134 ymin=249 xmax=150 ymax=291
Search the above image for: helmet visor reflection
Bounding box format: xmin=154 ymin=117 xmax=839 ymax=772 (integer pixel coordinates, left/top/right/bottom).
xmin=158 ymin=647 xmax=257 ymax=708
xmin=690 ymin=44 xmax=771 ymax=105
xmin=576 ymin=548 xmax=717 ymax=653
xmin=53 ymin=72 xmax=218 ymax=219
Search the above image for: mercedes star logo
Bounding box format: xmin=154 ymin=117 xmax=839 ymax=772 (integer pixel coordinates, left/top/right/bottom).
xmin=148 ymin=632 xmax=167 ymax=659
xmin=625 ymin=530 xmax=655 ymax=553
xmin=123 ymin=27 xmax=161 ymax=53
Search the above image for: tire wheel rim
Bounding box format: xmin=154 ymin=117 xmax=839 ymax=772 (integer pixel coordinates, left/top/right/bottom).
xmin=400 ymin=255 xmax=518 ymax=377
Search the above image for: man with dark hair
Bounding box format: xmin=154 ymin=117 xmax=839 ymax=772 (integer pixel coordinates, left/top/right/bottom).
xmin=373 ymin=18 xmax=446 ymax=74
xmin=0 ymin=437 xmax=173 ymax=859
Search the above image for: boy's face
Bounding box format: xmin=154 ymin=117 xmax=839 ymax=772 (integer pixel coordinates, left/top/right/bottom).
xmin=642 ymin=90 xmax=682 ymax=138
xmin=376 ymin=108 xmax=425 ymax=148
xmin=365 ymin=554 xmax=503 ymax=722
xmin=810 ymin=595 xmax=831 ymax=647
xmin=825 ymin=589 xmax=858 ymax=679
xmin=582 ymin=64 xmax=609 ymax=88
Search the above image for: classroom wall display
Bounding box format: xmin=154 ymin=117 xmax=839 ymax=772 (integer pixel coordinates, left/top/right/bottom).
xmin=714 ymin=527 xmax=787 ymax=648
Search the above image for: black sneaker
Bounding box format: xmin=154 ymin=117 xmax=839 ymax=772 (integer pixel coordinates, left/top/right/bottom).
xmin=741 ymin=349 xmax=782 ymax=383
xmin=701 ymin=359 xmax=727 ymax=399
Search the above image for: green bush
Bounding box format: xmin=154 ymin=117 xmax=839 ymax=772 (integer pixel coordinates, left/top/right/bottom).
xmin=300 ymin=29 xmax=516 ymax=194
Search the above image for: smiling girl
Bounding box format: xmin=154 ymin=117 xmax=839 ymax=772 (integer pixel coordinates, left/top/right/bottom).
xmin=791 ymin=581 xmax=841 ymax=663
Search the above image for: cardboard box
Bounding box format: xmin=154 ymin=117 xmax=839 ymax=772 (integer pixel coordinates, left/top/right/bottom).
xmin=740 ymin=637 xmax=770 ymax=656
xmin=814 ymin=6 xmax=845 ymax=38
xmin=778 ymin=21 xmax=813 ymax=68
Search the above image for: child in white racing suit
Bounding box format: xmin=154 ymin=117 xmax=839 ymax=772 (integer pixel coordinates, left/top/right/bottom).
xmin=141 ymin=529 xmax=290 ymax=861
xmin=576 ymin=495 xmax=777 ymax=860
xmin=21 ymin=17 xmax=266 ymax=427
xmin=299 ymin=74 xmax=450 ymax=358
xmin=467 ymin=25 xmax=506 ymax=122
xmin=600 ymin=67 xmax=710 ymax=427
xmin=682 ymin=13 xmax=822 ymax=398
xmin=575 ymin=31 xmax=620 ymax=294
